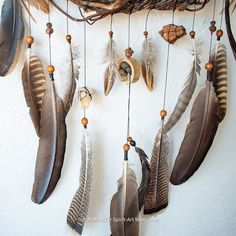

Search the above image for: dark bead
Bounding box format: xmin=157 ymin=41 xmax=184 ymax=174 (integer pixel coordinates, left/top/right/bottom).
xmin=209 ymin=25 xmax=216 ymax=33
xmin=130 ymin=141 xmax=136 ymax=147
xmin=210 ymin=20 xmax=216 ymax=26
xmin=46 ymin=22 xmax=52 ymax=28
xmin=46 ymin=27 xmax=54 ymax=35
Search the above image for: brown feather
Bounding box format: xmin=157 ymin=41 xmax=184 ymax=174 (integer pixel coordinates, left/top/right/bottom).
xmin=0 ymin=0 xmax=24 ymax=76
xmin=31 ymin=80 xmax=67 ymax=204
xmin=22 ymin=53 xmax=47 ymax=136
xmin=24 ymin=0 xmax=49 ymax=13
xmin=211 ymin=43 xmax=228 ymax=122
xmin=110 ymin=167 xmax=139 ymax=236
xmin=170 ymin=79 xmax=221 ymax=185
xmin=144 ymin=133 xmax=169 ymax=214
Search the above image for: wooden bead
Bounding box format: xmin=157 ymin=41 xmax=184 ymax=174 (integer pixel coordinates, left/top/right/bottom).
xmin=205 ymin=62 xmax=214 ymax=71
xmin=160 ymin=110 xmax=167 ymax=118
xmin=48 ymin=65 xmax=55 ymax=73
xmin=216 ymin=29 xmax=223 ymax=40
xmin=109 ymin=31 xmax=113 ymax=37
xmin=81 ymin=117 xmax=88 ymax=126
xmin=125 ymin=47 xmax=134 ymax=58
xmin=27 ymin=36 xmax=34 ymax=45
xmin=189 ymin=31 xmax=195 ymax=39
xmin=123 ymin=144 xmax=130 ymax=152
xmin=46 ymin=22 xmax=52 ymax=28
xmin=127 ymin=137 xmax=133 ymax=142
xmin=143 ymin=31 xmax=148 ymax=37
xmin=46 ymin=27 xmax=54 ymax=35
xmin=66 ymin=34 xmax=72 ymax=42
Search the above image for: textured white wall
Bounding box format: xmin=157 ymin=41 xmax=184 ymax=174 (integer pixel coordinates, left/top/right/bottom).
xmin=0 ymin=1 xmax=236 ymax=236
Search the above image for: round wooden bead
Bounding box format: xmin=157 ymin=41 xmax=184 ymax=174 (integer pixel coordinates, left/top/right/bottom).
xmin=66 ymin=34 xmax=72 ymax=42
xmin=205 ymin=62 xmax=214 ymax=71
xmin=109 ymin=31 xmax=113 ymax=37
xmin=189 ymin=31 xmax=195 ymax=39
xmin=81 ymin=117 xmax=88 ymax=126
xmin=27 ymin=36 xmax=34 ymax=45
xmin=160 ymin=110 xmax=167 ymax=118
xmin=125 ymin=47 xmax=134 ymax=58
xmin=216 ymin=29 xmax=223 ymax=39
xmin=127 ymin=137 xmax=133 ymax=142
xmin=143 ymin=31 xmax=148 ymax=37
xmin=46 ymin=27 xmax=54 ymax=35
xmin=48 ymin=65 xmax=55 ymax=73
xmin=123 ymin=144 xmax=130 ymax=152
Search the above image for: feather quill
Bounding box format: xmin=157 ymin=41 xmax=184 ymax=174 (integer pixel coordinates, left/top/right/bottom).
xmin=31 ymin=80 xmax=67 ymax=204
xmin=225 ymin=0 xmax=236 ymax=60
xmin=59 ymin=43 xmax=79 ymax=116
xmin=103 ymin=38 xmax=119 ymax=96
xmin=163 ymin=40 xmax=201 ymax=134
xmin=135 ymin=147 xmax=151 ymax=211
xmin=22 ymin=53 xmax=47 ymax=136
xmin=170 ymin=77 xmax=221 ymax=185
xmin=67 ymin=129 xmax=93 ymax=235
xmin=141 ymin=38 xmax=157 ymax=91
xmin=211 ymin=43 xmax=228 ymax=122
xmin=144 ymin=132 xmax=169 ymax=214
xmin=0 ymin=0 xmax=24 ymax=76
xmin=110 ymin=166 xmax=139 ymax=236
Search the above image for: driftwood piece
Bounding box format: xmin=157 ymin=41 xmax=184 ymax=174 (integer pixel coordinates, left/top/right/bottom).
xmin=49 ymin=0 xmax=210 ymax=24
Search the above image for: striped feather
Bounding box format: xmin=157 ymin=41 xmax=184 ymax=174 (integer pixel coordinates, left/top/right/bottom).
xmin=22 ymin=53 xmax=47 ymax=136
xmin=211 ymin=43 xmax=228 ymax=122
xmin=67 ymin=129 xmax=93 ymax=235
xmin=144 ymin=132 xmax=169 ymax=214
xmin=163 ymin=40 xmax=201 ymax=134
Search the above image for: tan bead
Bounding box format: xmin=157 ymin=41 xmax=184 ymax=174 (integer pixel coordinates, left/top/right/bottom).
xmin=109 ymin=31 xmax=113 ymax=37
xmin=125 ymin=47 xmax=134 ymax=58
xmin=81 ymin=117 xmax=88 ymax=126
xmin=27 ymin=36 xmax=34 ymax=45
xmin=123 ymin=144 xmax=130 ymax=152
xmin=205 ymin=62 xmax=214 ymax=71
xmin=160 ymin=110 xmax=167 ymax=118
xmin=216 ymin=29 xmax=223 ymax=39
xmin=209 ymin=25 xmax=216 ymax=33
xmin=46 ymin=27 xmax=54 ymax=35
xmin=66 ymin=34 xmax=72 ymax=42
xmin=48 ymin=65 xmax=55 ymax=73
xmin=127 ymin=137 xmax=133 ymax=142
xmin=189 ymin=31 xmax=195 ymax=39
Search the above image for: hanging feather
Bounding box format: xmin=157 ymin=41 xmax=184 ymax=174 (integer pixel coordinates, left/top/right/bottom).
xmin=163 ymin=40 xmax=201 ymax=134
xmin=135 ymin=147 xmax=151 ymax=211
xmin=0 ymin=0 xmax=24 ymax=76
xmin=170 ymin=77 xmax=221 ymax=185
xmin=58 ymin=43 xmax=79 ymax=116
xmin=211 ymin=43 xmax=228 ymax=122
xmin=103 ymin=38 xmax=119 ymax=96
xmin=141 ymin=38 xmax=157 ymax=91
xmin=31 ymin=80 xmax=67 ymax=204
xmin=110 ymin=166 xmax=139 ymax=236
xmin=22 ymin=54 xmax=47 ymax=136
xmin=144 ymin=132 xmax=169 ymax=214
xmin=225 ymin=0 xmax=236 ymax=60
xmin=22 ymin=0 xmax=49 ymax=13
xmin=67 ymin=128 xmax=93 ymax=235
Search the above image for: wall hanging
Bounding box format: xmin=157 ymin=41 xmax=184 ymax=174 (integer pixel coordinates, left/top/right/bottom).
xmin=0 ymin=0 xmax=235 ymax=235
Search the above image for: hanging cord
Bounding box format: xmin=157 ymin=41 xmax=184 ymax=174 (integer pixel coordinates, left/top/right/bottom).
xmin=83 ymin=20 xmax=87 ymax=118
xmin=144 ymin=9 xmax=152 ymax=32
xmin=110 ymin=14 xmax=114 ymax=61
xmin=191 ymin=5 xmax=196 ymax=32
xmin=219 ymin=0 xmax=225 ymax=30
xmin=48 ymin=4 xmax=52 ymax=67
xmin=66 ymin=0 xmax=69 ymax=35
xmin=28 ymin=1 xmax=32 ymax=36
xmin=127 ymin=13 xmax=131 ymax=48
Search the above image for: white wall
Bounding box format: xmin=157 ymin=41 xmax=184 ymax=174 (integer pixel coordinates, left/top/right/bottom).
xmin=0 ymin=1 xmax=236 ymax=236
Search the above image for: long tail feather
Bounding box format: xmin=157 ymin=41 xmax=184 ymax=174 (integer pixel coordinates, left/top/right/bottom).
xmin=0 ymin=0 xmax=24 ymax=76
xmin=144 ymin=132 xmax=169 ymax=214
xmin=163 ymin=40 xmax=201 ymax=134
xmin=141 ymin=38 xmax=157 ymax=91
xmin=22 ymin=53 xmax=47 ymax=136
xmin=170 ymin=79 xmax=221 ymax=185
xmin=67 ymin=129 xmax=93 ymax=235
xmin=135 ymin=147 xmax=151 ymax=211
xmin=225 ymin=0 xmax=236 ymax=60
xmin=110 ymin=167 xmax=139 ymax=236
xmin=31 ymin=80 xmax=67 ymax=204
xmin=211 ymin=43 xmax=228 ymax=122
